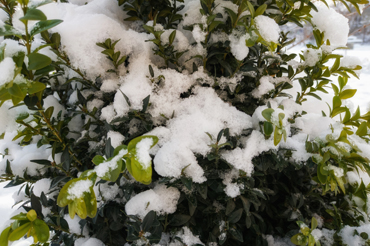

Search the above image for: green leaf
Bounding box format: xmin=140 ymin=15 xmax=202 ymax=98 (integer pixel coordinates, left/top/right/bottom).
xmin=330 ymin=57 xmax=340 ymax=73
xmin=208 ymin=21 xmax=222 ymax=32
xmin=113 ymin=144 xmax=127 ymax=156
xmin=311 ymin=217 xmax=318 ymax=230
xmin=19 ymin=8 xmax=46 ymax=22
xmin=229 ymin=227 xmax=243 ymax=242
xmin=332 ymin=96 xmax=341 ymax=109
xmin=142 ymin=95 xmax=150 ymax=113
xmin=33 ymin=219 xmax=50 ymax=242
xmin=246 ymin=1 xmax=255 ymax=18
xmin=28 ymin=53 xmax=52 ymax=70
xmin=225 ymin=200 xmax=236 ymax=216
xmin=255 ymin=4 xmax=267 ymax=16
xmin=92 ymin=155 xmax=105 ymax=165
xmin=127 ymin=135 xmax=158 ymax=152
xmin=12 ymin=52 xmax=25 ymax=68
xmin=142 ymin=211 xmax=156 ymax=232
xmin=126 ymin=157 xmax=152 ymax=185
xmin=30 ymin=0 xmax=54 ymax=8
xmin=264 ymin=121 xmax=273 ymax=136
xmin=334 ymin=175 xmax=346 ymax=194
xmin=274 ymin=126 xmax=282 ymax=146
xmin=8 ymin=83 xmax=26 ymax=100
xmin=227 ymin=208 xmax=243 ymax=223
xmin=8 ymin=222 xmax=31 ymax=241
xmin=26 ymin=210 xmax=37 ymax=222
xmin=10 ymin=213 xmax=28 ymax=221
xmin=331 ymin=107 xmax=347 ymax=117
xmin=343 ymin=107 xmax=351 ymax=123
xmin=0 ymin=44 xmax=5 ymax=62
xmin=30 ymin=19 xmax=63 ymax=38
xmin=350 ymin=106 xmax=360 ymax=121
xmin=356 ymin=121 xmax=367 ymax=136
xmin=0 ymin=25 xmax=23 ymax=39
xmin=28 ymin=81 xmax=46 ymax=94
xmin=224 ymin=7 xmax=237 ymax=25
xmin=339 ymin=89 xmax=357 ymax=100
xmin=83 ymin=187 xmax=97 ymax=218
xmin=0 ymin=226 xmax=11 ymax=246
xmin=306 ymin=92 xmax=321 ymax=100
xmin=169 ymin=214 xmax=191 ymax=226
xmin=169 ymin=30 xmax=176 ymax=45
xmin=262 ymin=108 xmax=274 ymax=121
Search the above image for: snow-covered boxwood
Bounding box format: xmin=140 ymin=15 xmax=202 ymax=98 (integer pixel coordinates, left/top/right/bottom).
xmin=0 ymin=0 xmax=370 ymax=245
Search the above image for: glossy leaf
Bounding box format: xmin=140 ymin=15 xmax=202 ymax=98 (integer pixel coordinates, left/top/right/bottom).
xmin=0 ymin=226 xmax=11 ymax=246
xmin=262 ymin=108 xmax=274 ymax=122
xmin=19 ymin=8 xmax=46 ymax=21
xmin=30 ymin=19 xmax=63 ymax=37
xmin=26 ymin=210 xmax=37 ymax=222
xmin=33 ymin=219 xmax=49 ymax=242
xmin=28 ymin=53 xmax=52 ymax=70
xmin=8 ymin=222 xmax=31 ymax=241
xmin=0 ymin=25 xmax=23 ymax=39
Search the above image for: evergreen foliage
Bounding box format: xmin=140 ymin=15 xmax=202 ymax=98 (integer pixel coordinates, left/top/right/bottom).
xmin=0 ymin=0 xmax=370 ymax=245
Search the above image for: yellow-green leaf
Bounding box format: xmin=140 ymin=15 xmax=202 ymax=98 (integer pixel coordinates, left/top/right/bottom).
xmin=33 ymin=219 xmax=49 ymax=243
xmin=26 ymin=210 xmax=37 ymax=222
xmin=356 ymin=121 xmax=367 ymax=136
xmin=339 ymin=89 xmax=357 ymax=100
xmin=8 ymin=222 xmax=31 ymax=241
xmin=0 ymin=226 xmax=11 ymax=246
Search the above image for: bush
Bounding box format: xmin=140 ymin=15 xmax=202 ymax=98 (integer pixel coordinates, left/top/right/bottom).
xmin=0 ymin=0 xmax=370 ymax=245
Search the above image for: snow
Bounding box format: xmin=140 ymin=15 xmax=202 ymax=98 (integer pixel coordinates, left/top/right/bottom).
xmin=229 ymin=31 xmax=250 ymax=61
xmin=152 ymin=87 xmax=252 ymax=183
xmin=0 ymin=57 xmax=15 ymax=86
xmin=32 ymin=178 xmax=52 ymax=197
xmin=135 ymin=138 xmax=153 ymax=169
xmin=63 ymin=215 xmax=89 ymax=236
xmin=254 ymin=15 xmax=280 ymax=43
xmin=125 ymin=184 xmax=180 ymax=219
xmin=340 ymin=224 xmax=370 ymax=246
xmin=94 ymin=148 xmax=128 ymax=178
xmin=303 ymin=48 xmax=322 ymax=67
xmin=310 ymin=4 xmax=349 ymax=46
xmin=252 ymin=76 xmax=275 ymax=98
xmin=341 ymin=55 xmax=362 ymax=69
xmin=94 ymin=180 xmax=121 ymax=202
xmin=75 ymin=237 xmax=105 ymax=246
xmin=100 ymin=78 xmax=120 ymax=92
xmin=222 ymin=131 xmax=277 ymax=175
xmin=107 ymin=130 xmax=125 ymax=148
xmin=170 ymin=227 xmax=204 ymax=246
xmin=67 ymin=179 xmax=93 ymax=200
xmin=43 ymin=95 xmax=66 ymax=119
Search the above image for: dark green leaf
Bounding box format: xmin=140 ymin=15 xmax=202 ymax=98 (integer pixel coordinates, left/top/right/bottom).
xmin=225 ymin=200 xmax=235 ymax=216
xmin=142 ymin=95 xmax=150 ymax=113
xmin=169 ymin=214 xmax=191 ymax=226
xmin=227 ymin=208 xmax=243 ymax=223
xmin=142 ymin=211 xmax=156 ymax=232
xmin=30 ymin=20 xmax=63 ymax=37
xmin=19 ymin=8 xmax=46 ymax=21
xmin=28 ymin=53 xmax=52 ymax=70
